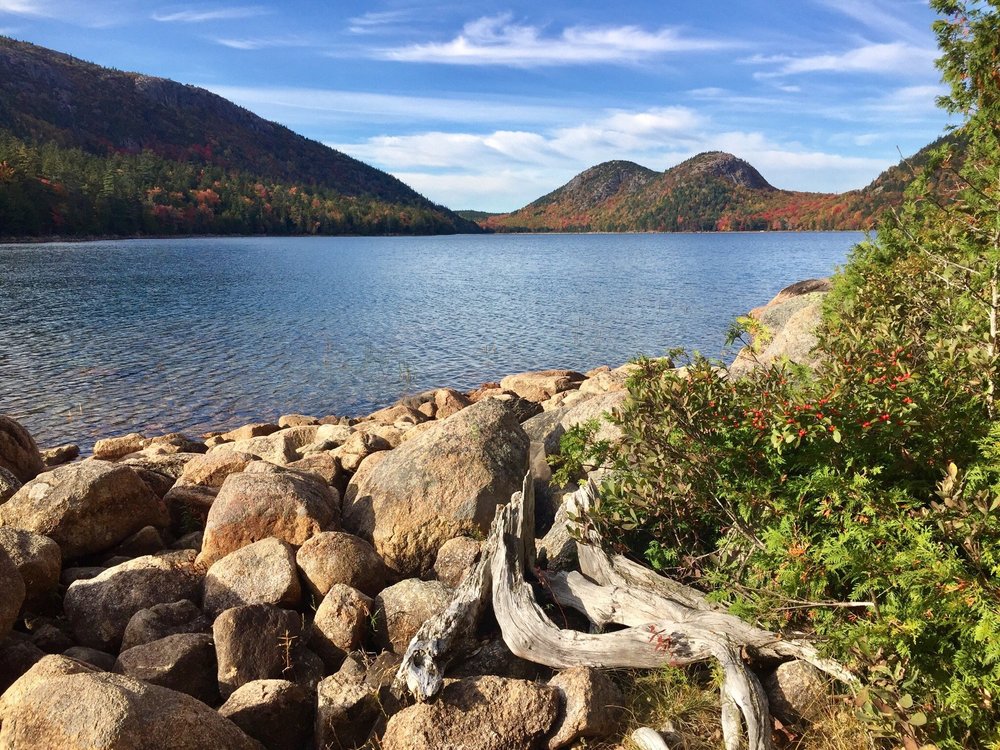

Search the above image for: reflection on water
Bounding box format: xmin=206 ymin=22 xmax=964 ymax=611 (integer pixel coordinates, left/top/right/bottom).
xmin=0 ymin=232 xmax=859 ymax=448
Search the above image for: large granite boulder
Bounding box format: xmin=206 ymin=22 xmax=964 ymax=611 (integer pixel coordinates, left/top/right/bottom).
xmin=295 ymin=531 xmax=385 ymax=598
xmin=0 ymin=547 xmax=25 ymax=639
xmin=177 ymin=450 xmax=255 ymax=488
xmin=499 ymin=370 xmax=585 ymax=403
xmin=374 ymin=578 xmax=452 ymax=654
xmin=343 ymin=399 xmax=529 ymax=577
xmin=0 ymin=416 xmax=43 ymax=484
xmin=0 ymin=467 xmax=21 ymax=504
xmin=203 ymin=538 xmax=302 ymax=616
xmin=213 ymin=604 xmax=312 ymax=699
xmin=0 ymin=661 xmax=262 ymax=749
xmin=92 ymin=433 xmax=149 ymax=461
xmin=381 ymin=675 xmax=560 ymax=750
xmin=218 ymin=679 xmax=313 ymax=750
xmin=198 ymin=471 xmax=338 ymax=566
xmin=0 ymin=461 xmax=169 ymax=560
xmin=0 ymin=528 xmax=59 ymax=604
xmin=114 ymin=633 xmax=218 ymax=705
xmin=120 ymin=600 xmax=210 ymax=652
xmin=63 ymin=551 xmax=204 ymax=651
xmin=310 ymin=584 xmax=372 ymax=668
xmin=547 ymin=666 xmax=624 ymax=748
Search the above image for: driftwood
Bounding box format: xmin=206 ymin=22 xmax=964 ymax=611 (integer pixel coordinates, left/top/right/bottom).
xmin=395 ymin=473 xmax=856 ymax=750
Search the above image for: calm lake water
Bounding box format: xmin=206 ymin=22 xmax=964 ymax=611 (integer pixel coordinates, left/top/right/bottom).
xmin=0 ymin=232 xmax=862 ymax=448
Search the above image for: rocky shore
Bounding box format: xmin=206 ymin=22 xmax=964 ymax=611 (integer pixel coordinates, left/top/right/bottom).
xmin=0 ymin=280 xmax=831 ymax=750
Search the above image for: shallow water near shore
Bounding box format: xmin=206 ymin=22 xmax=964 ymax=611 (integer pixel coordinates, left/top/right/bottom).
xmin=0 ymin=232 xmax=860 ymax=448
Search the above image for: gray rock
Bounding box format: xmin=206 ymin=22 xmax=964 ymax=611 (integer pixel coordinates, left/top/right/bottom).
xmin=0 ymin=527 xmax=60 ymax=604
xmin=764 ymin=659 xmax=832 ymax=725
xmin=0 ymin=461 xmax=169 ymax=560
xmin=218 ymin=679 xmax=313 ymax=750
xmin=433 ymin=536 xmax=481 ymax=588
xmin=62 ymin=646 xmax=116 ymax=671
xmin=0 ymin=415 xmax=43 ymax=483
xmin=203 ymin=538 xmax=302 ymax=616
xmin=114 ymin=525 xmax=165 ymax=557
xmin=120 ymin=599 xmax=210 ymax=652
xmin=315 ymin=673 xmax=380 ymax=750
xmin=547 ymin=666 xmax=624 ymax=748
xmin=114 ymin=633 xmax=218 ymax=705
xmin=0 ymin=546 xmax=25 ymax=640
xmin=64 ymin=550 xmax=204 ymax=651
xmin=213 ymin=604 xmax=310 ymax=699
xmin=343 ymin=399 xmax=529 ymax=578
xmin=0 ymin=466 xmax=21 ymax=503
xmin=374 ymin=578 xmax=452 ymax=654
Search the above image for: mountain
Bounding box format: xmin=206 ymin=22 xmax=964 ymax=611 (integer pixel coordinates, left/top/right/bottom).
xmin=482 ymin=142 xmax=954 ymax=233
xmin=0 ymin=36 xmax=480 ymax=238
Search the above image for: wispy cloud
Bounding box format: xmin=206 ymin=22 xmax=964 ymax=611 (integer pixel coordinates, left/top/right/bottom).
xmin=204 ymin=85 xmax=587 ymax=126
xmin=152 ymin=6 xmax=269 ymax=23
xmin=813 ymin=0 xmax=928 ymax=43
xmin=377 ymin=14 xmax=733 ymax=67
xmin=213 ymin=35 xmax=311 ymax=50
xmin=750 ymin=41 xmax=936 ymax=77
xmin=0 ymin=0 xmax=48 ymax=17
xmin=348 ymin=10 xmax=414 ymax=35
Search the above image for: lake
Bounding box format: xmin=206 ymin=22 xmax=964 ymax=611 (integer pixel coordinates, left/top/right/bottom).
xmin=0 ymin=232 xmax=862 ymax=448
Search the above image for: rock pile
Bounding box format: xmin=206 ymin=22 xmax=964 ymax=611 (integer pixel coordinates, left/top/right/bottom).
xmin=0 ymin=366 xmax=632 ymax=749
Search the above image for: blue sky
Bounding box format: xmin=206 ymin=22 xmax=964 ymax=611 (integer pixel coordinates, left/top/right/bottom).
xmin=0 ymin=0 xmax=952 ymax=211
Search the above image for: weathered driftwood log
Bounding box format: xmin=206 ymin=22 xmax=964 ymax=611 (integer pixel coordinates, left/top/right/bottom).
xmin=396 ymin=472 xmax=855 ymax=750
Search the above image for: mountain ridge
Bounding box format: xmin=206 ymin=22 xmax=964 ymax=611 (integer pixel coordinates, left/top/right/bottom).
xmin=0 ymin=36 xmax=480 ymax=237
xmin=482 ymin=140 xmax=953 ymax=233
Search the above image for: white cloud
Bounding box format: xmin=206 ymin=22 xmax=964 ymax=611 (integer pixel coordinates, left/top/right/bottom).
xmin=203 ymin=85 xmax=586 ymax=127
xmin=0 ymin=0 xmax=44 ymax=15
xmin=750 ymin=41 xmax=936 ymax=77
xmin=213 ymin=35 xmax=310 ymax=50
xmin=330 ymin=107 xmax=891 ymax=211
xmin=348 ymin=10 xmax=414 ymax=35
xmin=152 ymin=6 xmax=269 ymax=23
xmin=813 ymin=0 xmax=927 ymax=43
xmin=378 ymin=14 xmax=733 ymax=67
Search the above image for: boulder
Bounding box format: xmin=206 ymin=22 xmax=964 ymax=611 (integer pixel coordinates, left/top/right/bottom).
xmin=381 ymin=675 xmax=561 ymax=750
xmin=343 ymin=399 xmax=529 ymax=577
xmin=333 ymin=431 xmax=392 ymax=473
xmin=121 ymin=451 xmax=200 ymax=481
xmin=0 ymin=467 xmax=22 ymax=503
xmin=114 ymin=525 xmax=165 ymax=557
xmin=203 ymin=538 xmax=302 ymax=616
xmin=120 ymin=599 xmax=210 ymax=652
xmin=29 ymin=623 xmax=73 ymax=653
xmin=198 ymin=471 xmax=338 ymax=566
xmin=0 ymin=415 xmax=43 ymax=483
xmin=92 ymin=432 xmax=149 ymax=461
xmin=212 ymin=426 xmax=319 ymax=466
xmin=433 ymin=536 xmax=481 ymax=588
xmin=0 ymin=637 xmax=44 ymax=692
xmin=177 ymin=450 xmax=255 ymax=487
xmin=499 ymin=369 xmax=585 ymax=402
xmin=63 ymin=550 xmax=204 ymax=651
xmin=0 ymin=654 xmax=98 ymax=720
xmin=146 ymin=433 xmax=207 ymax=455
xmin=763 ymin=659 xmax=832 ymax=725
xmin=114 ymin=633 xmax=218 ymax=705
xmin=38 ymin=443 xmax=79 ymax=468
xmin=365 ymin=404 xmax=427 ymax=426
xmin=0 ymin=461 xmax=169 ymax=560
xmin=62 ymin=646 xmax=116 ymax=671
xmin=221 ymin=423 xmax=280 ymax=442
xmin=163 ymin=484 xmax=218 ymax=529
xmin=310 ymin=584 xmax=372 ymax=668
xmin=295 ymin=531 xmax=386 ymax=598
xmin=547 ymin=666 xmax=624 ymax=748
xmin=524 ymin=390 xmax=626 ymax=458
xmin=218 ymin=679 xmax=313 ymax=750
xmin=374 ymin=578 xmax=451 ymax=654
xmin=60 ymin=566 xmax=105 ymax=586
xmin=0 ymin=666 xmax=263 ymax=749
xmin=278 ymin=414 xmax=318 ymax=428
xmin=434 ymin=388 xmax=472 ymax=419
xmin=287 ymin=453 xmax=341 ymax=486
xmin=213 ymin=604 xmax=311 ymax=699
xmin=0 ymin=547 xmax=25 ymax=639
xmin=315 ymin=672 xmax=380 ymax=750
xmin=447 ymin=638 xmax=544 ymax=682
xmin=0 ymin=528 xmax=60 ymax=604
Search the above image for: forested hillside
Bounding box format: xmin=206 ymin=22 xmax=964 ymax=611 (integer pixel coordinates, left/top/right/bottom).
xmin=0 ymin=37 xmax=479 ymax=238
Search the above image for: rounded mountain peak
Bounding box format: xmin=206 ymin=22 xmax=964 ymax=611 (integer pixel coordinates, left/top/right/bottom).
xmin=671 ymin=151 xmax=775 ymax=191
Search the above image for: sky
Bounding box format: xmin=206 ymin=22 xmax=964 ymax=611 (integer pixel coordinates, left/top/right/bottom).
xmin=0 ymin=0 xmax=954 ymax=212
